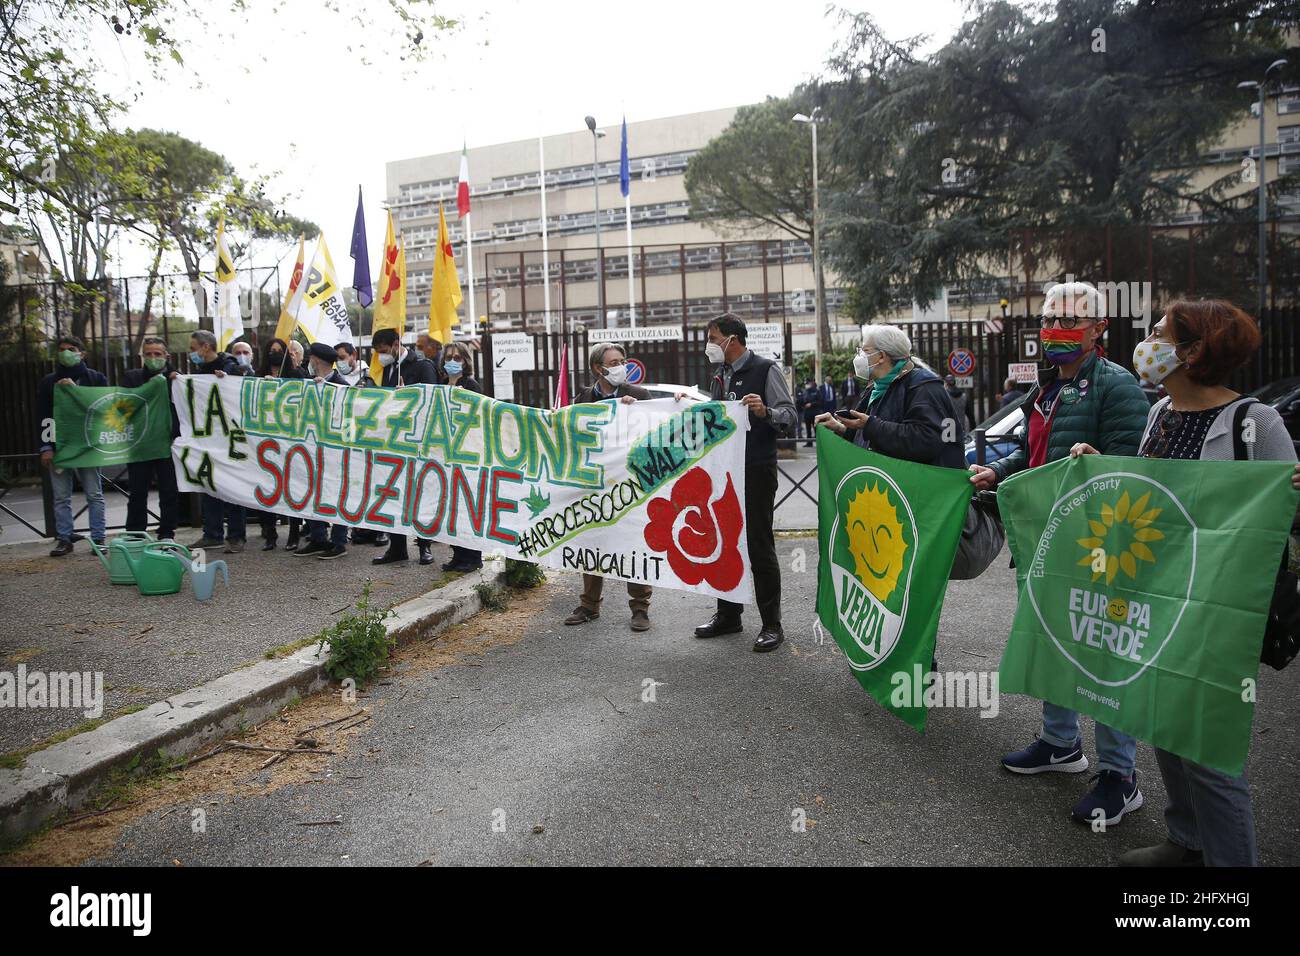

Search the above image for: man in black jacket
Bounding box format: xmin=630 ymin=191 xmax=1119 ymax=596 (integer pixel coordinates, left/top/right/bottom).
xmin=371 ymin=328 xmax=439 ymax=565
xmin=122 ymin=336 xmax=179 ymax=542
xmin=294 ymin=343 xmax=353 ymax=560
xmin=691 ymin=314 xmax=797 ymax=652
xmin=36 ymin=335 xmax=108 ymax=556
xmin=186 ymin=330 xmax=247 ymax=553
xmin=563 ymin=342 xmax=654 ymax=632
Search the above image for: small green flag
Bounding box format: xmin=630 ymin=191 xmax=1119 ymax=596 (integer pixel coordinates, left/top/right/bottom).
xmin=998 ymin=454 xmax=1298 ymax=776
xmin=815 ymin=431 xmax=972 ymax=731
xmin=53 ymin=376 xmax=173 ymax=468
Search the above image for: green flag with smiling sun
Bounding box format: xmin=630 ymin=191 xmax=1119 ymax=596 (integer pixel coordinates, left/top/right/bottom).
xmin=998 ymin=454 xmax=1298 ymax=776
xmin=815 ymin=434 xmax=972 ymax=732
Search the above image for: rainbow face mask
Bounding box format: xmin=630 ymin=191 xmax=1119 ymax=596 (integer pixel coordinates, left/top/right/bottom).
xmin=1040 ymin=327 xmax=1087 ymax=365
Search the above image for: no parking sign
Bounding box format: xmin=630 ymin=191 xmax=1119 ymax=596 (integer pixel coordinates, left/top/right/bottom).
xmin=625 ymin=358 xmax=646 ymax=385
xmin=947 ymin=348 xmax=975 ymax=377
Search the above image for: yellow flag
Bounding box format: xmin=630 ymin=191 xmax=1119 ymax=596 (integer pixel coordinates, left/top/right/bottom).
xmin=431 ymin=203 xmax=462 ymax=344
xmin=370 ymin=211 xmax=406 ymax=382
xmin=273 ymin=235 xmax=306 ymax=343
xmin=213 ymin=215 xmax=244 ymax=351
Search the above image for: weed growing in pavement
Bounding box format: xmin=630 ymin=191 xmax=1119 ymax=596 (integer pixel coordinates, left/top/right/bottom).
xmin=315 ymin=581 xmax=395 ymax=687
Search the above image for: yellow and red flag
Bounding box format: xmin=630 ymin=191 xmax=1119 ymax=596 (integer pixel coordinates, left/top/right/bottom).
xmin=430 ymin=203 xmax=462 ymax=344
xmin=369 ymin=211 xmax=406 ymax=382
xmin=273 ymin=235 xmax=306 ymax=344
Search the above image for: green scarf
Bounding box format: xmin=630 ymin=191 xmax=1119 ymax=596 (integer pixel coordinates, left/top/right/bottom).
xmin=869 ymin=359 xmax=908 ymax=406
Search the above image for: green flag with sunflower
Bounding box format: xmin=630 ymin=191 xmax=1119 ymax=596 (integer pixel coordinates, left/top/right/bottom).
xmin=815 ymin=434 xmax=973 ymax=731
xmin=998 ymin=453 xmax=1298 ymax=775
xmin=53 ymin=376 xmax=173 ymax=468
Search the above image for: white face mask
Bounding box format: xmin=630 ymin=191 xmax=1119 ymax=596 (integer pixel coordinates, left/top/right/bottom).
xmin=1133 ymin=339 xmax=1183 ymax=386
xmin=337 ymin=359 xmax=353 ymax=374
xmin=853 ymin=348 xmax=882 ymax=380
xmin=705 ymin=337 xmax=730 ymax=364
xmin=378 ymin=352 xmax=396 ymax=368
xmin=234 ymin=352 xmax=252 ymax=367
xmin=603 ymin=364 xmax=628 ymax=387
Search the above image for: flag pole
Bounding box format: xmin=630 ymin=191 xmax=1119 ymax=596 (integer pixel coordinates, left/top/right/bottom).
xmin=625 ymin=191 xmax=634 ymax=328
xmin=464 ymin=212 xmax=475 ymax=340
xmin=540 ymin=132 xmax=552 ymax=335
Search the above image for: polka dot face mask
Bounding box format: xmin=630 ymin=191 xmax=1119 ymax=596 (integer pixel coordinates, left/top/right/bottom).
xmin=1132 ymin=339 xmax=1184 ymax=386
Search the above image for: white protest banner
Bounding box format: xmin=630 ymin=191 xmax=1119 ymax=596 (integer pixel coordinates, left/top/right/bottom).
xmin=171 ymin=376 xmax=754 ymax=602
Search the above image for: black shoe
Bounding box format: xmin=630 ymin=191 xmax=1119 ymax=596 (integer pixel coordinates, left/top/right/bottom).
xmin=694 ymin=614 xmax=744 ymax=639
xmin=753 ymin=625 xmax=784 ymax=652
xmin=372 ymin=533 xmax=390 ymax=547
xmin=284 ymin=535 xmax=300 ymax=552
xmin=440 ymin=559 xmax=459 ymax=572
xmin=49 ymin=539 xmax=74 ymax=557
xmin=317 ymin=545 xmax=348 ymax=560
xmin=293 ymin=541 xmax=330 ymax=557
xmin=417 ymin=543 xmax=433 ymax=566
xmin=372 ymin=548 xmax=409 ymax=566
xmin=261 ymin=536 xmax=278 ymax=551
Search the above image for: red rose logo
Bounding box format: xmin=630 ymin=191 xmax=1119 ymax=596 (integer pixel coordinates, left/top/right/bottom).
xmin=643 ymin=467 xmax=745 ymax=592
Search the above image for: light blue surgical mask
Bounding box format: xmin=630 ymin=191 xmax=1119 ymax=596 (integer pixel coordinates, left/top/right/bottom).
xmin=190 ymin=350 xmax=204 ymax=365
xmin=444 ymin=360 xmax=463 ymax=377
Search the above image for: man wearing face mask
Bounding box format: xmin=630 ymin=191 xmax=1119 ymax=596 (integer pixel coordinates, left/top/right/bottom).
xmin=416 ymin=332 xmax=447 ymax=384
xmin=293 ymin=343 xmax=352 ymax=559
xmin=691 ymin=314 xmax=797 ymax=652
xmin=185 ymin=330 xmax=248 ymax=554
xmin=335 ymin=341 xmax=374 ymax=387
xmin=969 ymin=281 xmax=1151 ymax=828
xmin=564 ymin=343 xmax=654 ymax=632
xmin=122 ymin=337 xmax=180 ymax=542
xmin=229 ymin=340 xmax=256 ymax=375
xmin=370 ymin=328 xmax=439 ymax=565
xmin=36 ymin=335 xmax=108 ymax=556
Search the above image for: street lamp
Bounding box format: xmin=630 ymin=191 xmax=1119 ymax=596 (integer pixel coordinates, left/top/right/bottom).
xmin=1238 ymin=58 xmax=1288 ymax=318
xmin=585 ymin=116 xmax=607 ymax=324
xmin=792 ymin=108 xmax=826 ymax=384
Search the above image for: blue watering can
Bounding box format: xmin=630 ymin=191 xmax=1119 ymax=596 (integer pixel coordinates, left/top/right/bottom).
xmin=190 ymin=559 xmax=230 ymax=602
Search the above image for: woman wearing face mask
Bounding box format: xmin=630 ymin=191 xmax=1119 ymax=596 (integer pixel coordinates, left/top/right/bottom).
xmin=1070 ymin=300 xmax=1300 ymax=867
xmin=259 ymin=338 xmax=305 ymax=379
xmin=441 ymin=343 xmax=485 ymax=573
xmin=814 ymin=325 xmax=967 ymax=468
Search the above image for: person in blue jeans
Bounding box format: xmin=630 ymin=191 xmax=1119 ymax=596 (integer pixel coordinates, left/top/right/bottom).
xmin=183 ymin=331 xmax=246 ymax=553
xmin=35 ymin=335 xmax=107 ymax=556
xmin=970 ymin=282 xmax=1151 ymax=827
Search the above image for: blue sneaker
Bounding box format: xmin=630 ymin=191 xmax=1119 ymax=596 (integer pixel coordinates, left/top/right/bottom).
xmin=1001 ymin=736 xmax=1089 ymax=774
xmin=1072 ymin=770 xmax=1143 ymax=826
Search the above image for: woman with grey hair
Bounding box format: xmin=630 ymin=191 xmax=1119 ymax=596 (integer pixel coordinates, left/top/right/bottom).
xmin=815 ymin=324 xmax=966 ymax=468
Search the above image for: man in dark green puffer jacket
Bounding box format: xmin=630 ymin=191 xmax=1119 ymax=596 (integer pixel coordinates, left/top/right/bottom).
xmin=970 ymin=281 xmax=1151 ymax=829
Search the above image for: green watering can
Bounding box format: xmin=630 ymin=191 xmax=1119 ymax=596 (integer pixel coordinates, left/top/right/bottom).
xmin=88 ymin=532 xmax=155 ymax=585
xmin=122 ymin=542 xmax=194 ymax=597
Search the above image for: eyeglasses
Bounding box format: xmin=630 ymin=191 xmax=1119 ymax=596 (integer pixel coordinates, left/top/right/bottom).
xmin=1039 ymin=315 xmax=1089 ymax=330
xmin=1139 ymin=408 xmax=1183 ymax=459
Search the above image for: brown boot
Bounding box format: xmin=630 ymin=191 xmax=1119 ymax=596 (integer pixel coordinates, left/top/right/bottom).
xmin=564 ymin=606 xmax=598 ymax=625
xmin=630 ymin=610 xmax=650 ymax=632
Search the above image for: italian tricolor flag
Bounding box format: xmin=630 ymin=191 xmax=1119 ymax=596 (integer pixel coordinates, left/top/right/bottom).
xmin=457 ymin=145 xmax=471 ymax=219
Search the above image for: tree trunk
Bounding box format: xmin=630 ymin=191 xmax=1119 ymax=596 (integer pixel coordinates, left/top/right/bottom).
xmin=132 ymin=243 xmax=166 ymax=357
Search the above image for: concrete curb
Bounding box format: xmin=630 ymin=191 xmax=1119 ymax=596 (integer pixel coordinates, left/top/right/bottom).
xmin=0 ymin=557 xmax=507 ymax=845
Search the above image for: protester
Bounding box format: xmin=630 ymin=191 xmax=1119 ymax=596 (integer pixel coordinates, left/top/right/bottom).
xmin=416 ymin=332 xmax=447 ymax=384
xmin=440 ymin=342 xmax=486 ymax=572
xmin=230 ymin=339 xmax=256 ymax=375
xmin=1070 ymin=300 xmax=1298 ymax=866
xmin=564 ymin=342 xmax=653 ymax=632
xmin=186 ymin=330 xmax=246 ymax=554
xmin=687 ymin=313 xmax=796 ymax=651
xmin=259 ymin=338 xmax=304 ymax=379
xmin=371 ymin=327 xmax=439 ymax=565
xmin=944 ymin=374 xmax=974 ymax=430
xmin=970 ymin=281 xmax=1150 ymax=826
xmin=122 ymin=336 xmax=178 ymax=543
xmin=36 ymin=335 xmax=107 ymax=556
xmin=287 ymin=339 xmax=305 ymax=375
xmin=815 ymin=325 xmax=965 ymax=467
xmin=335 ymin=341 xmax=374 ymax=387
xmin=293 ymin=343 xmax=352 ymax=560
xmin=999 ymin=376 xmax=1026 ymax=409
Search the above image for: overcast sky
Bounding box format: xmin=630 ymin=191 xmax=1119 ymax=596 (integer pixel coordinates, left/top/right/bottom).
xmin=97 ymin=0 xmax=970 ymax=283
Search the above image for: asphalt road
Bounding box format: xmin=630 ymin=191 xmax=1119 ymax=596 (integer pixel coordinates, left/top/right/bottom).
xmin=86 ymin=538 xmax=1300 ymax=867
